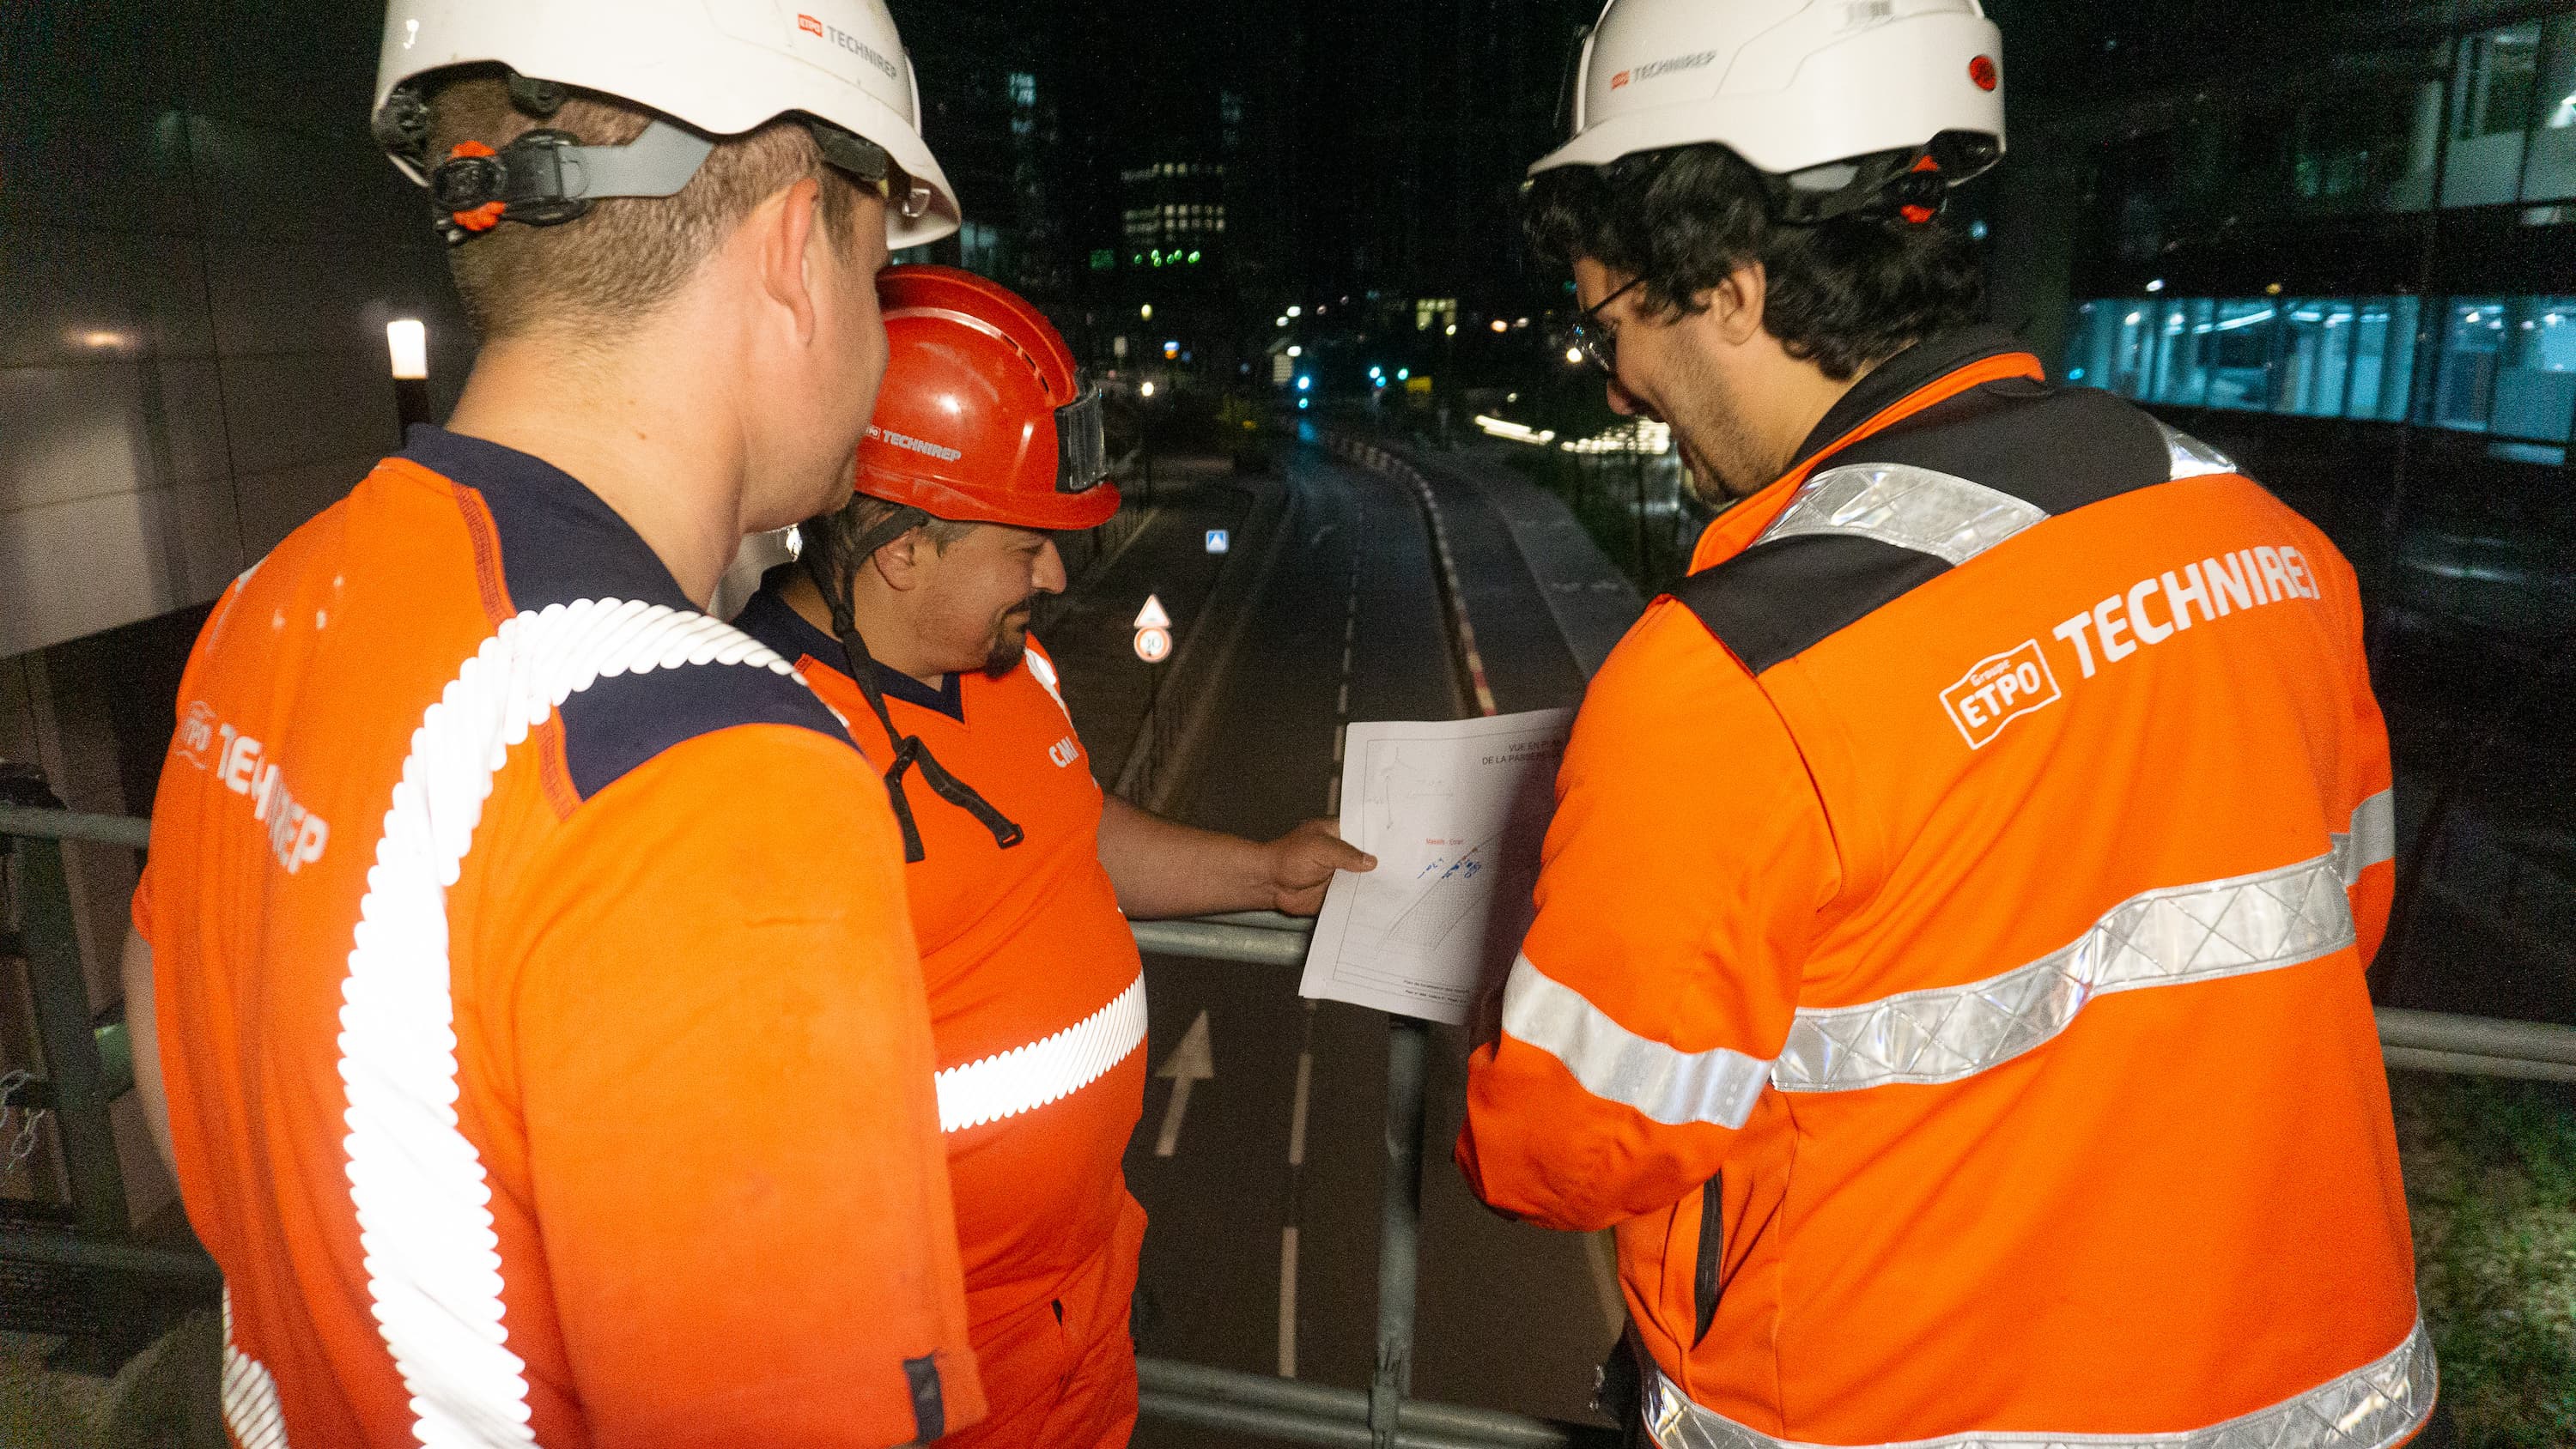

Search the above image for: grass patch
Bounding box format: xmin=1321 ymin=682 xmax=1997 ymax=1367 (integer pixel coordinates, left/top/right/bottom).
xmin=2391 ymin=1072 xmax=2576 ymax=1447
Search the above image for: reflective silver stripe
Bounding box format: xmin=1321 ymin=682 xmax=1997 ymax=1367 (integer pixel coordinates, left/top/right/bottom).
xmin=1757 ymin=462 xmax=2047 ymax=567
xmin=340 ymin=600 xmax=801 ymax=1449
xmin=1500 ymin=954 xmax=1770 ymax=1129
xmin=1643 ymin=1316 xmax=2435 ymax=1449
xmin=2331 ymin=789 xmax=2397 ymax=888
xmin=2159 ymin=421 xmax=2238 ymax=479
xmin=935 ymin=970 xmax=1148 ymax=1132
xmin=1773 ymin=852 xmax=2354 ymax=1093
xmin=222 ymin=1287 xmax=292 ymax=1449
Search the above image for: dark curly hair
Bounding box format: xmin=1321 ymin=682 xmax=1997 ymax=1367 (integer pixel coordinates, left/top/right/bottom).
xmin=1525 ymin=144 xmax=1984 ymax=380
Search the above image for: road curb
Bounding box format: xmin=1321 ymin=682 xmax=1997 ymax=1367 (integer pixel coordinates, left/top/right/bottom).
xmin=1324 ymin=435 xmax=1499 ymax=718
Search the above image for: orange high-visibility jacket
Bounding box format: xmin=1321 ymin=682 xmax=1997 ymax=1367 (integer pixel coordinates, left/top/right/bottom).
xmin=732 ymin=585 xmax=1149 ymax=1429
xmin=138 ymin=428 xmax=981 ymax=1449
xmin=1457 ymin=331 xmax=2428 ymax=1448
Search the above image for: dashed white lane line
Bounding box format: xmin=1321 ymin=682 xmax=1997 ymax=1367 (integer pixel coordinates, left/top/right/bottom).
xmin=1287 ymin=1040 xmax=1315 ymax=1167
xmin=1278 ymin=1225 xmax=1301 ymax=1379
xmin=1284 ymin=549 xmax=1362 ymax=1378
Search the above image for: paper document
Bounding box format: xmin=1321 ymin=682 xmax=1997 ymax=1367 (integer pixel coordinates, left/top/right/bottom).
xmin=1299 ymin=709 xmax=1574 ymax=1023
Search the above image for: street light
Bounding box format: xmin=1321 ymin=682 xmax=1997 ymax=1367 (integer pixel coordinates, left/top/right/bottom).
xmin=1140 ymin=304 xmax=1154 ymax=320
xmin=1564 ymin=346 xmax=1584 ymax=365
xmin=387 ymin=318 xmax=431 ymax=433
xmin=1140 ymin=380 xmax=1156 ymax=397
xmin=1286 ymin=306 xmax=1302 ymax=318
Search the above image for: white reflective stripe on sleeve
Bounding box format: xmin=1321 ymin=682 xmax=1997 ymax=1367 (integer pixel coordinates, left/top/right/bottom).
xmin=1499 ymin=955 xmax=1771 ymax=1129
xmin=1756 ymin=462 xmax=2048 ymax=567
xmin=938 ymin=970 xmax=1148 ymax=1133
xmin=1642 ymin=1315 xmax=2435 ymax=1449
xmin=222 ymin=1287 xmax=292 ymax=1449
xmin=2159 ymin=420 xmax=2239 ymax=479
xmin=1774 ymin=851 xmax=2355 ymax=1093
xmin=338 ymin=599 xmax=801 ymax=1449
xmin=1024 ymin=646 xmax=1075 ymax=724
xmin=2331 ymin=789 xmax=2397 ymax=888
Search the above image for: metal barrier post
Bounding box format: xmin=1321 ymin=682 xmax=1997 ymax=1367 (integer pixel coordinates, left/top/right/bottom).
xmin=9 ymin=833 xmax=130 ymax=1236
xmin=1371 ymin=1016 xmax=1431 ymax=1449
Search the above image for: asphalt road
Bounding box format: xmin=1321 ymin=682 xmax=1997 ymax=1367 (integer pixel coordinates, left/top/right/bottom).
xmin=1100 ymin=435 xmax=1626 ymax=1446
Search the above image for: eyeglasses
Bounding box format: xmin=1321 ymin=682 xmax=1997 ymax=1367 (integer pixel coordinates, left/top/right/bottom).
xmin=1564 ymin=276 xmax=1645 ymax=378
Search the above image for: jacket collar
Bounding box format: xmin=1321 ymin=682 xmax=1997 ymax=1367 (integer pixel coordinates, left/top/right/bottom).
xmin=1685 ymin=328 xmax=2044 ymax=574
xmin=733 ymin=581 xmax=968 ymax=721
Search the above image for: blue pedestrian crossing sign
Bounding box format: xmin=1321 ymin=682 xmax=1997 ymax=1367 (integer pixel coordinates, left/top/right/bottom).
xmin=1205 ymin=529 xmax=1230 ymax=555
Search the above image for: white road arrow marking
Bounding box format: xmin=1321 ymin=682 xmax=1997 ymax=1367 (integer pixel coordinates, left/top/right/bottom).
xmin=1153 ymin=1009 xmax=1214 ymax=1157
xmin=1134 ymin=594 xmax=1172 ymax=630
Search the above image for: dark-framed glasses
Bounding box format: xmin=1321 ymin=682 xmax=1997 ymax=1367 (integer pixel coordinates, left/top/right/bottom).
xmin=1563 ymin=275 xmax=1645 ymax=377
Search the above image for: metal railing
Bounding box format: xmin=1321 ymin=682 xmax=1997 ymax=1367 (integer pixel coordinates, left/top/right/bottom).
xmin=9 ymin=804 xmax=2576 ymax=1447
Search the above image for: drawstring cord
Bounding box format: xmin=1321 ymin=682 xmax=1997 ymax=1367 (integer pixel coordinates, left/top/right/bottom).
xmin=801 ymin=521 xmax=1024 ymax=863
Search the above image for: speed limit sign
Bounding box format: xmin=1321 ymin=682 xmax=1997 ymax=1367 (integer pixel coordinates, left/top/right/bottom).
xmin=1133 ymin=626 xmax=1172 ymax=663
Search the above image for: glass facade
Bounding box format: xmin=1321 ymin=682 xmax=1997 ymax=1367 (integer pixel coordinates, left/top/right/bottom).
xmin=2436 ymin=296 xmax=2576 ymax=440
xmin=2063 ymin=295 xmax=2423 ymax=426
xmin=2092 ymin=16 xmax=2576 ymax=251
xmin=2063 ymin=293 xmax=2576 ymax=442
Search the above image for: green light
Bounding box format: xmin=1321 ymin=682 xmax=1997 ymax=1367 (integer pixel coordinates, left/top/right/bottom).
xmin=1188 ymin=251 xmax=1201 ymax=263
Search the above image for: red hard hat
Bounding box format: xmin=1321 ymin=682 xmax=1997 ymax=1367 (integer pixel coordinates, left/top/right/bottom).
xmin=855 ymin=264 xmax=1120 ymax=530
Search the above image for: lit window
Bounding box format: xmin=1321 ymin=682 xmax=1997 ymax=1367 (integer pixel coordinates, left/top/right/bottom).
xmin=2275 ymin=300 xmax=2359 ymax=416
xmin=2203 ymin=300 xmax=2281 ymax=411
xmin=2490 ymin=295 xmax=2576 ymax=440
xmin=2433 ymin=296 xmax=2508 ymax=430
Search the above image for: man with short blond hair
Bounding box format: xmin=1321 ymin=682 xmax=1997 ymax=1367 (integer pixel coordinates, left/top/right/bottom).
xmin=120 ymin=4 xmax=987 ymax=1446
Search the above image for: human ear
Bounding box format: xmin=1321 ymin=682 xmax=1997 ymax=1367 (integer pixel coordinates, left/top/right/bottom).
xmin=758 ymin=177 xmax=826 ymax=344
xmin=1700 ymin=262 xmax=1767 ymax=346
xmin=867 ymin=530 xmax=927 ymax=592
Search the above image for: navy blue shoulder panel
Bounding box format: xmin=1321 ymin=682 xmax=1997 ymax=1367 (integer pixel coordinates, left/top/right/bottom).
xmin=559 ymin=663 xmax=849 ymax=800
xmin=1827 ymin=379 xmax=2172 ymax=514
xmin=399 ymin=426 xmax=852 ymax=801
xmin=1680 ymin=537 xmax=1950 ymax=675
xmin=1672 ymin=379 xmax=2176 ymax=676
xmin=733 ymin=582 xmax=841 ymax=665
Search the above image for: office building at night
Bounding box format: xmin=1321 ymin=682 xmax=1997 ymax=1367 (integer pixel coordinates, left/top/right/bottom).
xmin=1995 ymin=3 xmax=2575 ymax=631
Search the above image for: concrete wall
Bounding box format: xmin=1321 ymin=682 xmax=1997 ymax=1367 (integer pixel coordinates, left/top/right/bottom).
xmin=0 ymin=1 xmax=476 ymax=660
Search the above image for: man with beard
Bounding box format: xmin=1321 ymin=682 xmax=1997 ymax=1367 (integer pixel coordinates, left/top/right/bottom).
xmin=1456 ymin=3 xmax=2432 ymax=1447
xmin=732 ymin=264 xmax=1370 ymax=1449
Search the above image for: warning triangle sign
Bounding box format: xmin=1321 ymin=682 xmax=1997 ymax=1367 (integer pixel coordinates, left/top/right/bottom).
xmin=1133 ymin=595 xmax=1172 ymax=630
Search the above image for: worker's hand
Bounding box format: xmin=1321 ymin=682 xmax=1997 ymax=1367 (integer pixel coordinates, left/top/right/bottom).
xmin=1263 ymin=818 xmax=1376 ymax=916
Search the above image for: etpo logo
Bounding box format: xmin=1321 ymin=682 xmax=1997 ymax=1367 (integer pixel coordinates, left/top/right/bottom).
xmin=797 ymin=13 xmax=824 ymax=36
xmin=1941 ymin=640 xmax=2061 ymax=749
xmin=174 ymin=700 xmax=218 ymax=770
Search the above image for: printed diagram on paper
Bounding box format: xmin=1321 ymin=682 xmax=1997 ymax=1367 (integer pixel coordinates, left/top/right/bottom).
xmin=1299 ymin=709 xmax=1572 ymax=1023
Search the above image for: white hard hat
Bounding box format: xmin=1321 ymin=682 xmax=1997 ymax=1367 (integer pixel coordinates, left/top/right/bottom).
xmin=373 ymin=0 xmax=958 ymax=247
xmin=1535 ymin=0 xmax=2005 ymax=195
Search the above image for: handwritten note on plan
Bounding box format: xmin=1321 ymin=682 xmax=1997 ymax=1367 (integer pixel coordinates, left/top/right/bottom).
xmin=1299 ymin=709 xmax=1574 ymax=1024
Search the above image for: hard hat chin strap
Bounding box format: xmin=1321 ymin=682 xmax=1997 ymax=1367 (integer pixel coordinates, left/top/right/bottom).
xmin=802 ymin=510 xmax=1025 ymax=864
xmin=1766 ymin=133 xmax=2001 ymax=227
xmin=379 ymin=74 xmax=927 ymax=246
xmin=426 ymin=118 xmax=717 ymax=246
